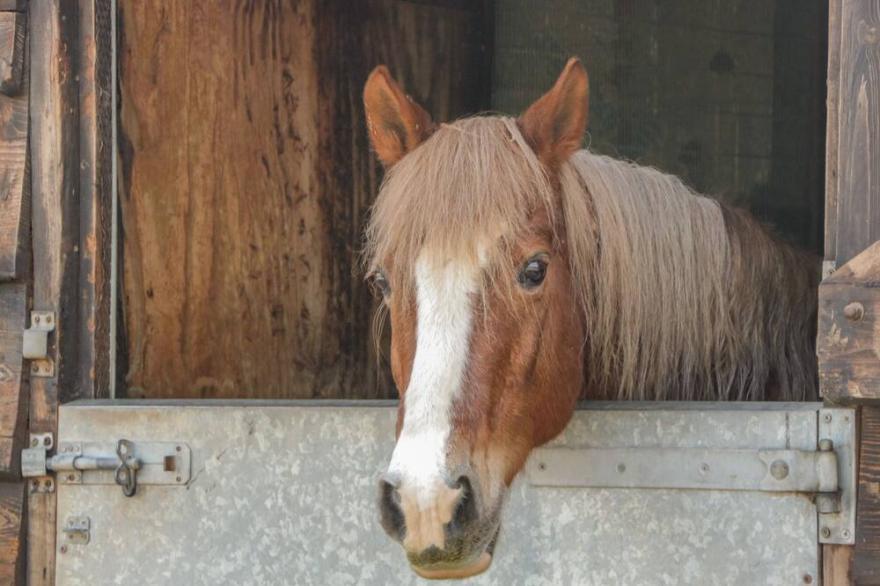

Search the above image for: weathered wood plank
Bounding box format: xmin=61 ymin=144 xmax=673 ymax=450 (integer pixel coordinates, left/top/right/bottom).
xmin=824 ymin=544 xmax=854 ymax=586
xmin=0 ymin=12 xmax=25 ymax=96
xmin=818 ymin=240 xmax=880 ymax=402
xmin=832 ymin=1 xmax=880 ymax=266
xmin=0 ymin=15 xmax=28 ymax=281
xmin=0 ymin=284 xmax=27 ymax=479
xmin=118 ymin=0 xmax=492 ymax=399
xmin=0 ymin=482 xmax=25 ymax=585
xmin=0 ymin=1 xmax=27 ymax=12
xmin=825 ymin=0 xmax=842 ymax=264
xmin=854 ymin=408 xmax=880 ymax=583
xmin=27 ymin=0 xmax=82 ymax=582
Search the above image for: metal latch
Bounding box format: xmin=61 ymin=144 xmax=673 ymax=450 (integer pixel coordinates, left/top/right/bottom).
xmin=23 ymin=311 xmax=55 ymax=377
xmin=526 ymin=407 xmax=857 ymax=545
xmin=22 ymin=437 xmax=191 ymax=497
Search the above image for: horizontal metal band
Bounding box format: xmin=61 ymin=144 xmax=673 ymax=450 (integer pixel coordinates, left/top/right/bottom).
xmin=526 ymin=446 xmax=838 ymax=493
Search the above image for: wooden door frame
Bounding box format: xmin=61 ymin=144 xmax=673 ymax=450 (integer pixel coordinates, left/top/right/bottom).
xmin=25 ymin=1 xmax=113 ymax=584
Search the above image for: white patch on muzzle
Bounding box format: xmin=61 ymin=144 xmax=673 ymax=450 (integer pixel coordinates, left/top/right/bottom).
xmin=387 ymin=252 xmax=478 ymax=503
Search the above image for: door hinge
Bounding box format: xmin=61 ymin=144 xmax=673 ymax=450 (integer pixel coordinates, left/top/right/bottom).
xmin=526 ymin=407 xmax=857 ymax=545
xmin=22 ymin=436 xmax=191 ymax=497
xmin=22 ymin=310 xmax=55 ymax=377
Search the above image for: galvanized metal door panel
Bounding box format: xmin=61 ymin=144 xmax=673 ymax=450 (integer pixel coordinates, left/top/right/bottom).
xmin=55 ymin=401 xmax=822 ymax=586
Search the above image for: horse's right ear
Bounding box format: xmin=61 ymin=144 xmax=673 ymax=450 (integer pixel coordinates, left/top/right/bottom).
xmin=364 ymin=66 xmax=434 ymax=167
xmin=518 ymin=58 xmax=589 ymax=170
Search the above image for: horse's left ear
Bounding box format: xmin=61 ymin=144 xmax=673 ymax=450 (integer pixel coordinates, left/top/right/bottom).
xmin=364 ymin=65 xmax=435 ymax=167
xmin=518 ymin=58 xmax=589 ymax=169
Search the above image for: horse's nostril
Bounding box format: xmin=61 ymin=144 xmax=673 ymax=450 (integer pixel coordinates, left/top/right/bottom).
xmin=450 ymin=475 xmax=478 ymax=531
xmin=379 ymin=477 xmax=405 ymax=541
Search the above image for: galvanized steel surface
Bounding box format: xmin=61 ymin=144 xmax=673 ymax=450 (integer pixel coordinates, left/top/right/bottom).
xmin=55 ymin=402 xmax=820 ymax=585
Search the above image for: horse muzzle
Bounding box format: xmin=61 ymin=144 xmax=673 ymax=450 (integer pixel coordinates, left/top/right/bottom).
xmin=379 ymin=473 xmax=501 ymax=579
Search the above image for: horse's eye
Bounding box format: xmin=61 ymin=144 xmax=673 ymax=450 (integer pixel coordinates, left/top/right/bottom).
xmin=369 ymin=270 xmax=391 ymax=298
xmin=518 ymin=256 xmax=548 ymax=289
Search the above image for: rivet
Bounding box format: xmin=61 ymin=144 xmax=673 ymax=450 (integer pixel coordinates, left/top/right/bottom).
xmin=617 ymin=463 xmax=626 ymax=474
xmin=843 ymin=529 xmax=851 ymax=539
xmin=66 ymin=474 xmax=75 ymax=482
xmin=821 ymin=527 xmax=832 ymax=539
xmin=770 ymin=460 xmax=790 ymax=480
xmin=176 ymin=445 xmax=182 ymax=452
xmin=803 ymin=573 xmax=813 ymax=584
xmin=843 ymin=302 xmax=865 ymax=321
xmin=176 ymin=476 xmax=182 ymax=482
xmin=33 ymin=315 xmax=40 ymax=324
xmin=43 ymin=436 xmax=51 ymax=446
xmin=700 ymin=463 xmax=710 ymax=474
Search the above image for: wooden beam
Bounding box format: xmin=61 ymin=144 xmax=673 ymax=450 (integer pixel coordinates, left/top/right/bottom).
xmin=27 ymin=0 xmax=83 ymax=583
xmin=829 ymin=0 xmax=880 ymax=266
xmin=0 ymin=12 xmax=28 ymax=281
xmin=824 ymin=0 xmax=842 ymax=265
xmin=0 ymin=482 xmax=25 ymax=585
xmin=0 ymin=11 xmax=25 ymax=96
xmin=818 ymin=241 xmax=880 ymax=402
xmin=853 ymin=408 xmax=880 ymax=583
xmin=0 ymin=284 xmax=27 ymax=479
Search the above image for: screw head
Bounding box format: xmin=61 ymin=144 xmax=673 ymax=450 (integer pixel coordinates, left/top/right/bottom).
xmin=59 ymin=545 xmax=68 ymax=554
xmin=700 ymin=463 xmax=710 ymax=474
xmin=824 ymin=413 xmax=833 ymax=423
xmin=844 ymin=302 xmax=865 ymax=321
xmin=803 ymin=573 xmax=813 ymax=584
xmin=43 ymin=436 xmax=51 ymax=446
xmin=821 ymin=527 xmax=832 ymax=539
xmin=843 ymin=529 xmax=851 ymax=539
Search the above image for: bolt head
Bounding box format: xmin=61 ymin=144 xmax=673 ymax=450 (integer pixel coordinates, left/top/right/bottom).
xmin=843 ymin=301 xmax=865 ymax=321
xmin=770 ymin=460 xmax=790 ymax=480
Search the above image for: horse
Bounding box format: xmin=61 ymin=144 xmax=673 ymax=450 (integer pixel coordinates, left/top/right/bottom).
xmin=362 ymin=58 xmax=819 ymax=579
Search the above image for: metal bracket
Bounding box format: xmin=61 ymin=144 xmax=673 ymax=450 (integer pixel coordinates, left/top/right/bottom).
xmin=62 ymin=516 xmax=90 ymax=545
xmin=525 ymin=407 xmax=858 ymax=546
xmin=818 ymin=408 xmax=856 ymax=544
xmin=22 ymin=438 xmax=191 ymax=497
xmin=23 ymin=310 xmax=55 ymax=377
xmin=527 ymin=446 xmax=838 ymax=493
xmin=822 ymin=260 xmax=838 ymax=280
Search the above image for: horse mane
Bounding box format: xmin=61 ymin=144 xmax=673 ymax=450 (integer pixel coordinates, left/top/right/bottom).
xmin=365 ymin=116 xmax=819 ymax=401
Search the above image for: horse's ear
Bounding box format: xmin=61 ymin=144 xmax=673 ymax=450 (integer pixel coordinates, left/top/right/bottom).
xmin=518 ymin=58 xmax=589 ymax=169
xmin=364 ymin=66 xmax=435 ymax=167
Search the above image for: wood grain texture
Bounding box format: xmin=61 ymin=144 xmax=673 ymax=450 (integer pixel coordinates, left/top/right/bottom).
xmin=830 ymin=1 xmax=880 ymax=266
xmin=0 ymin=284 xmax=27 ymax=479
xmin=855 ymin=408 xmax=880 ymax=584
xmin=818 ymin=241 xmax=880 ymax=402
xmin=76 ymin=0 xmax=113 ymax=399
xmin=27 ymin=0 xmax=82 ymax=583
xmin=825 ymin=544 xmax=854 ymax=586
xmin=0 ymin=15 xmax=28 ymax=282
xmin=0 ymin=482 xmax=25 ymax=585
xmin=825 ymin=0 xmax=842 ymax=264
xmin=0 ymin=12 xmax=25 ymax=96
xmin=118 ymin=0 xmax=491 ymax=399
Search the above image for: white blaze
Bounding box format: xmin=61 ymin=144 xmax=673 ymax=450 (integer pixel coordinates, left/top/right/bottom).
xmin=387 ymin=252 xmax=478 ymax=502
